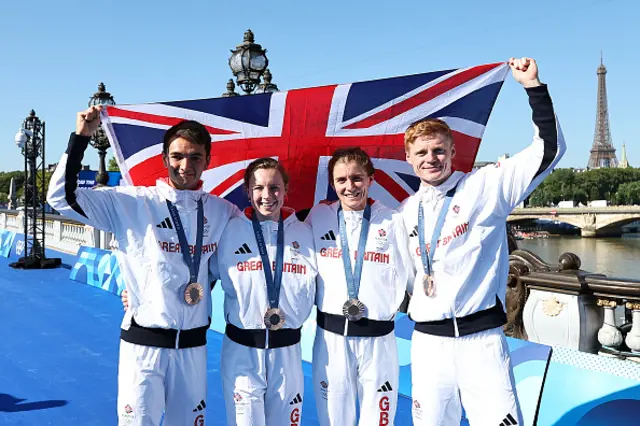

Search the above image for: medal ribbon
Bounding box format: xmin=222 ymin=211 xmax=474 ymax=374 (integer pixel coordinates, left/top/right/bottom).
xmin=166 ymin=198 xmax=204 ymax=284
xmin=418 ymin=186 xmax=457 ymax=277
xmin=338 ymin=203 xmax=371 ymax=301
xmin=252 ymin=214 xmax=285 ymax=309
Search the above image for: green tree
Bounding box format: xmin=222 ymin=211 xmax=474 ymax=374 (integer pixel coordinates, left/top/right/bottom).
xmin=615 ymin=181 xmax=640 ymax=205
xmin=0 ymin=192 xmax=8 ymax=205
xmin=35 ymin=170 xmax=53 ymax=198
xmin=0 ymin=171 xmax=25 ymax=195
xmin=0 ymin=170 xmax=52 ymax=204
xmin=544 ymin=168 xmax=577 ymax=205
xmin=529 ymin=167 xmax=640 ymax=206
xmin=528 ymin=168 xmax=579 ymax=206
xmin=108 ymin=157 xmax=120 ymax=172
xmin=570 ymin=187 xmax=588 ymax=206
xmin=576 ymin=168 xmax=640 ymax=204
xmin=528 ymin=188 xmax=548 ymax=207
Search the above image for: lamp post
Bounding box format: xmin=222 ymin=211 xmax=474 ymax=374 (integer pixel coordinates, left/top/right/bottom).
xmin=88 ymin=82 xmax=116 ymax=187
xmin=228 ymin=29 xmax=277 ymax=95
xmin=13 ymin=110 xmax=60 ymax=269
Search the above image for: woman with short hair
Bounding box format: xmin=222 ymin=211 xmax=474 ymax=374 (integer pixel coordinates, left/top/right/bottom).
xmin=306 ymin=147 xmax=414 ymax=426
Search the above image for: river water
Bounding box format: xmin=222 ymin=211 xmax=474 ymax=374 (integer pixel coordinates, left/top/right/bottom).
xmin=518 ymin=234 xmax=640 ymax=280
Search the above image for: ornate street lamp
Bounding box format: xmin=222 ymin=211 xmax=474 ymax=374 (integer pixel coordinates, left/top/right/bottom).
xmin=228 ymin=29 xmax=269 ymax=94
xmin=12 ymin=110 xmax=60 ymax=269
xmin=254 ymin=69 xmax=279 ymax=94
xmin=88 ymin=82 xmax=116 ymax=186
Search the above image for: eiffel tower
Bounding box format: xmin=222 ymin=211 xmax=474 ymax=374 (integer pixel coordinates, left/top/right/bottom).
xmin=587 ymin=55 xmax=618 ymax=169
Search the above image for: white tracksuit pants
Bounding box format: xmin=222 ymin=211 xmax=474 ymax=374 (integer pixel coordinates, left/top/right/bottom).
xmin=117 ymin=340 xmax=207 ymax=426
xmin=220 ymin=335 xmax=305 ymax=426
xmin=411 ymin=327 xmax=522 ymax=426
xmin=313 ymin=327 xmax=399 ymax=426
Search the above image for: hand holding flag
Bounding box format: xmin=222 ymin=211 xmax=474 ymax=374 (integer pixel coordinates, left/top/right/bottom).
xmin=508 ymin=57 xmax=542 ymax=88
xmin=77 ymin=105 xmax=104 ymax=137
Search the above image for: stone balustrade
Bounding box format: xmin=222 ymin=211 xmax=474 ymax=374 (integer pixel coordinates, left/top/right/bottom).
xmin=45 ymin=219 xmax=55 ymax=237
xmin=507 ymin=249 xmax=640 ymax=360
xmin=0 ymin=209 xmax=109 ymax=254
xmin=6 ymin=213 xmax=18 ymax=229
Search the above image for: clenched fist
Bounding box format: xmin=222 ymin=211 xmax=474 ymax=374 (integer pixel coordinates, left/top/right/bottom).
xmin=76 ymin=105 xmax=103 ymax=137
xmin=508 ymin=57 xmax=542 ymax=88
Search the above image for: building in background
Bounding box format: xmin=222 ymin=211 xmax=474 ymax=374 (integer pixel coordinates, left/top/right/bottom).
xmin=587 ymin=55 xmax=619 ymax=169
xmin=618 ymin=143 xmax=631 ymax=169
xmin=472 ymin=160 xmax=494 ymax=169
xmin=473 ymin=153 xmax=511 ymax=170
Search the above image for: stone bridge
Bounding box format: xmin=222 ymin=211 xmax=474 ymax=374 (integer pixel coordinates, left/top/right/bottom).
xmin=507 ymin=206 xmax=640 ymax=237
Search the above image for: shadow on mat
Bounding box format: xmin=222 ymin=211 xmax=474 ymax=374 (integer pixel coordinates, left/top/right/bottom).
xmin=0 ymin=394 xmax=68 ymax=412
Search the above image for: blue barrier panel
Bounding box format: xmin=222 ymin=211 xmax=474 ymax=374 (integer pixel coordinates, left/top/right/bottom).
xmin=78 ymin=170 xmax=122 ymax=188
xmin=537 ymin=346 xmax=640 ymax=425
xmin=6 ymin=231 xmax=77 ymax=266
xmin=507 ymin=338 xmax=553 ymax=425
xmin=69 ymin=246 xmax=125 ymax=295
xmin=0 ymin=229 xmax=16 ymax=257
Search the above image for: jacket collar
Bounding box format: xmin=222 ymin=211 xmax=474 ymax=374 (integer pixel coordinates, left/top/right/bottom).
xmin=417 ymin=171 xmax=464 ymax=198
xmin=242 ymin=206 xmax=297 ymax=224
xmin=324 ymin=197 xmax=376 ymax=211
xmin=156 ymin=178 xmax=205 ymax=206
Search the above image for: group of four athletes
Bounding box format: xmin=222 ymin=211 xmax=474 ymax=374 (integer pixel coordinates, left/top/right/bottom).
xmin=47 ymin=57 xmax=566 ymax=426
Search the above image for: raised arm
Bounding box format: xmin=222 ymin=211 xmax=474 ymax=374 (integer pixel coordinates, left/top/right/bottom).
xmin=480 ymin=57 xmax=566 ymax=217
xmin=46 ymin=106 xmax=133 ymax=233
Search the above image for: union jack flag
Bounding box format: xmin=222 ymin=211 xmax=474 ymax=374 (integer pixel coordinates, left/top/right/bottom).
xmin=101 ymin=62 xmax=508 ymax=211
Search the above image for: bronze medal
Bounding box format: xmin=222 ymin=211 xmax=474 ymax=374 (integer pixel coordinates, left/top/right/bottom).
xmin=264 ymin=307 xmax=285 ymax=330
xmin=423 ymin=274 xmax=435 ymax=297
xmin=342 ymin=298 xmax=366 ymax=322
xmin=184 ymin=282 xmax=204 ymax=305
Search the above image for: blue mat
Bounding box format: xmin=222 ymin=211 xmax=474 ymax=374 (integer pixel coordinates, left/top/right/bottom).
xmin=0 ymin=255 xmax=412 ymax=425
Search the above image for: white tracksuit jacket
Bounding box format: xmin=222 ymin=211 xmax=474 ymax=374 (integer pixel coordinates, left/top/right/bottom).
xmin=214 ymin=207 xmax=317 ymax=426
xmin=47 ymin=134 xmax=237 ymax=332
xmin=46 ymin=133 xmax=238 ymax=426
xmin=400 ymin=84 xmax=566 ymax=426
xmin=306 ymin=199 xmax=413 ymax=426
xmin=309 ymin=200 xmax=411 ymax=320
xmin=399 ymin=84 xmax=566 ymax=330
xmin=216 ymin=207 xmax=317 ymax=331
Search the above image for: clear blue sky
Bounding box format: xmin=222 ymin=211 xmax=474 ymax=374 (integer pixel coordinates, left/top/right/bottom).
xmin=0 ymin=0 xmax=637 ymax=173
